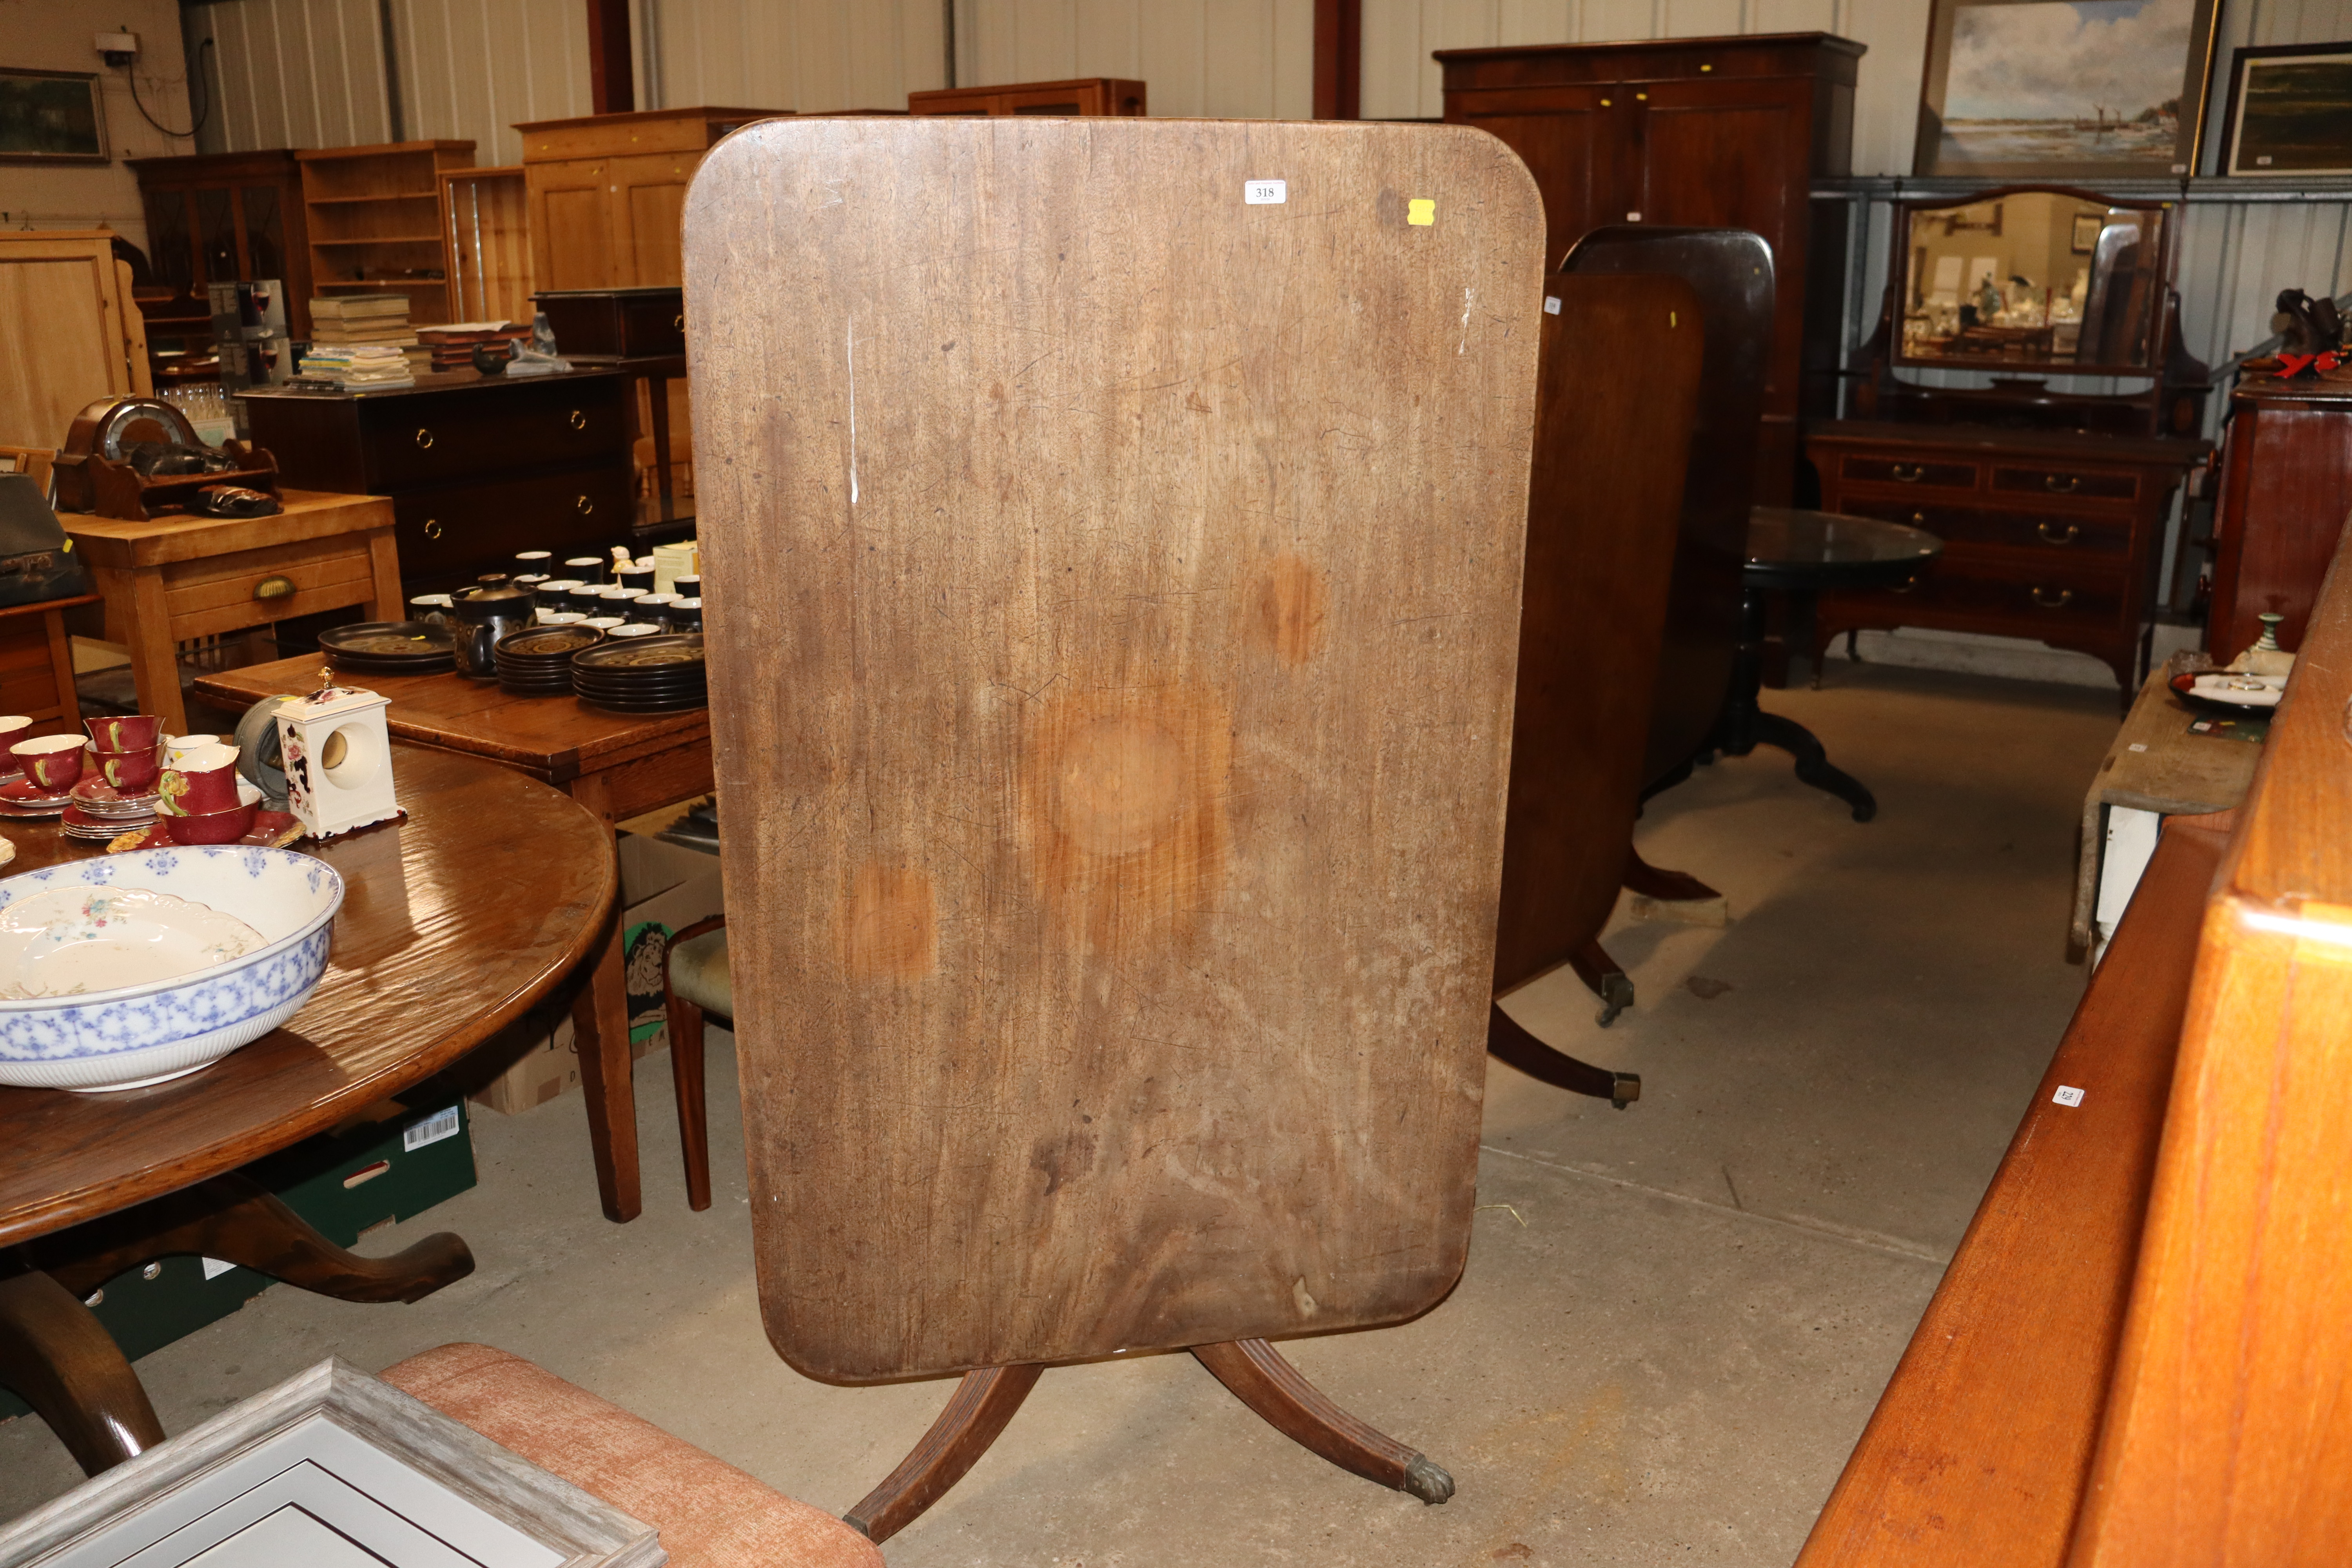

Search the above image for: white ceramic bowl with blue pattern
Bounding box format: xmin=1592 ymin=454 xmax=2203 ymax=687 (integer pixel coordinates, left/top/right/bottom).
xmin=0 ymin=847 xmax=343 ymax=1092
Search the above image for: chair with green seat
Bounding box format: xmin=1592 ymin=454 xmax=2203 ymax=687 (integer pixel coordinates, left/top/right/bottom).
xmin=662 ymin=914 xmax=730 ymax=1211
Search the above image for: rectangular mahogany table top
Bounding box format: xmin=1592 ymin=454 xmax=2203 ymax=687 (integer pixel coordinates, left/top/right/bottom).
xmin=59 ymin=489 xmax=393 ymax=570
xmin=193 ymin=653 xmax=708 ymax=788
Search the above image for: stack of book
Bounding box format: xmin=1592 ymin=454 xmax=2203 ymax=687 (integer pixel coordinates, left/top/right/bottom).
xmin=308 ymin=296 xmax=431 ymax=377
xmin=416 ymin=321 xmax=532 ymax=372
xmin=297 ymin=343 xmax=414 ymax=388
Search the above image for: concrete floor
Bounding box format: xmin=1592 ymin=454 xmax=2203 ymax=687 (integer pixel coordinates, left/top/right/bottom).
xmin=0 ymin=661 xmax=2120 ymax=1565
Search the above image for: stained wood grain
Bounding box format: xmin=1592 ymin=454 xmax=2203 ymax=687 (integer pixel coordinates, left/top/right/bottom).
xmin=1793 ymin=810 xmax=2223 ymax=1568
xmin=1491 ymin=270 xmax=1700 ymax=994
xmin=2069 ymin=514 xmax=2352 ymax=1568
xmin=683 ymin=118 xmax=1545 ymax=1380
xmin=0 ymin=745 xmax=615 ymax=1251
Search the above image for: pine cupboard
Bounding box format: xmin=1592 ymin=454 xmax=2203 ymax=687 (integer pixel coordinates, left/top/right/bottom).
xmin=1438 ymin=33 xmax=1863 ymax=503
xmin=515 ymin=107 xmax=785 ymax=292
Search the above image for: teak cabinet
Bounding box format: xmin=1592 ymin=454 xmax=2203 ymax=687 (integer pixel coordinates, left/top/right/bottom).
xmin=1439 ymin=33 xmax=1863 ymax=503
xmin=2203 ymin=377 xmax=2352 ymax=664
xmin=515 ymin=107 xmax=785 ymax=292
xmin=908 ymin=78 xmax=1146 ymax=116
xmin=127 ymin=149 xmax=314 ymax=341
xmin=1805 ymin=420 xmax=2206 ymax=697
xmin=0 ymin=231 xmax=151 ymax=450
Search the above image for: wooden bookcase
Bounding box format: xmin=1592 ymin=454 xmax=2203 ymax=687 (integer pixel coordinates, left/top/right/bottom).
xmin=441 ymin=166 xmax=533 ymax=326
xmin=908 ymin=78 xmax=1146 ymax=116
xmin=297 ymin=140 xmax=476 ymax=328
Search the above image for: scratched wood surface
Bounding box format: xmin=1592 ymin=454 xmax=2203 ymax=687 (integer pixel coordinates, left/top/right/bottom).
xmin=1491 ymin=270 xmax=1700 ymax=994
xmin=683 ymin=118 xmax=1545 ymax=1381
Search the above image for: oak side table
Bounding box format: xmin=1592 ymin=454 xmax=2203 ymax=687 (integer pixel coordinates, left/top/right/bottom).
xmin=58 ymin=488 xmax=403 ymax=735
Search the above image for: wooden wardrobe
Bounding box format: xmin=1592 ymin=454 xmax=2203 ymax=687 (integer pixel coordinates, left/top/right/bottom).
xmin=1438 ymin=33 xmax=1862 ymax=504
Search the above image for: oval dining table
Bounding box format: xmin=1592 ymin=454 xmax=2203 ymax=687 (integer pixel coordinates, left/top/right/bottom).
xmin=0 ymin=742 xmax=615 ymax=1476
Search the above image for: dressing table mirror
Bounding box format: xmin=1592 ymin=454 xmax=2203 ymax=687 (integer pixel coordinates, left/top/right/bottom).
xmin=1806 ymin=184 xmax=2213 ymax=706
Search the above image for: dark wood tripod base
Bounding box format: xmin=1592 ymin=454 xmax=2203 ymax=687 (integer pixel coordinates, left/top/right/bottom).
xmin=843 ymin=1339 xmax=1454 ymax=1545
xmin=0 ymin=1173 xmax=474 ymax=1476
xmin=1487 ymin=1003 xmax=1641 ymax=1109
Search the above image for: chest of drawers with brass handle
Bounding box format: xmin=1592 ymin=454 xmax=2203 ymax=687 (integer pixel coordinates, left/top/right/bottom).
xmin=1806 ymin=421 xmax=2208 ymax=707
xmin=241 ymin=370 xmax=635 ymax=580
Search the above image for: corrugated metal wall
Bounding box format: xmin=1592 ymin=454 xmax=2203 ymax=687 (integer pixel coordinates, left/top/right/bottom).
xmin=183 ymin=0 xmax=2351 ymax=376
xmin=953 ymin=0 xmax=1317 ymax=118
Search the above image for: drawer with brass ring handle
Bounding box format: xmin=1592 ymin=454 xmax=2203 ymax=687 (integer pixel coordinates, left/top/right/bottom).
xmin=415 ymin=428 xmax=435 ymax=450
xmin=423 ymin=519 xmax=443 ymax=539
xmin=1892 ymin=462 xmax=1925 ymax=482
xmin=1889 ymin=575 xmax=1922 ymax=595
xmin=252 ymin=575 xmax=295 ymax=602
xmin=673 ymin=314 xmax=684 ymax=331
xmin=2043 ymin=474 xmax=2080 ymax=493
xmin=2030 ymin=586 xmax=2073 ymax=609
xmin=568 ymin=409 xmax=587 ymax=430
xmin=2038 ymin=521 xmax=2080 ymax=546
xmin=575 ymin=496 xmax=593 ymax=515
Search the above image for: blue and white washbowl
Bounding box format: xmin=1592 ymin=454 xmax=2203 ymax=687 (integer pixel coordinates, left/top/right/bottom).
xmin=0 ymin=847 xmax=343 ymax=1092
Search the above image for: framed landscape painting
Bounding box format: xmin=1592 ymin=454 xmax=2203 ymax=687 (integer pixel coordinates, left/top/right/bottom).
xmin=2216 ymin=42 xmax=2352 ymax=176
xmin=1915 ymin=0 xmax=2221 ymax=179
xmin=0 ymin=68 xmax=107 ymax=163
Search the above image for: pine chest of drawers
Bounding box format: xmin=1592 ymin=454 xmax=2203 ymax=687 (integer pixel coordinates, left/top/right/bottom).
xmin=1804 ymin=420 xmax=2208 ymax=699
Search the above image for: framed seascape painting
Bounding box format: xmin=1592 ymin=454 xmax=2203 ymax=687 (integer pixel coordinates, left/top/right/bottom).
xmin=2216 ymin=42 xmax=2352 ymax=177
xmin=1915 ymin=0 xmax=2221 ymax=179
xmin=0 ymin=68 xmax=107 ymax=163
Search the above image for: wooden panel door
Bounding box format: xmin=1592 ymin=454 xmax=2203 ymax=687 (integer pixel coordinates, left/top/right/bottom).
xmin=1446 ymin=85 xmax=1621 ymax=268
xmin=1633 ymin=77 xmax=1813 ymax=497
xmin=0 ymin=234 xmax=143 ymax=450
xmin=528 ymin=165 xmax=619 ymax=292
xmin=684 ymin=118 xmax=1544 ymax=1382
xmin=608 ymin=154 xmax=693 ymax=287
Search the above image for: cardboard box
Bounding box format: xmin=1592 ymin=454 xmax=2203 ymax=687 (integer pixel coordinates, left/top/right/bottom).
xmin=468 ymin=832 xmax=723 ymax=1116
xmin=0 ymin=1094 xmax=475 ymax=1421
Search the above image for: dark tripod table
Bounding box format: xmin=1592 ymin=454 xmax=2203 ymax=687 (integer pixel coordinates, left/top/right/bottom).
xmin=1717 ymin=507 xmax=1941 ymax=822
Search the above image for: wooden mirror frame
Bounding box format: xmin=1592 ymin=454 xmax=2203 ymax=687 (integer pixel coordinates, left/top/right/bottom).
xmin=1889 ymin=183 xmax=2182 ymax=381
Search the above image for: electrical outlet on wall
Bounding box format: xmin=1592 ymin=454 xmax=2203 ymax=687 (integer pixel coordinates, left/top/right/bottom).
xmin=96 ymin=31 xmax=140 ymax=67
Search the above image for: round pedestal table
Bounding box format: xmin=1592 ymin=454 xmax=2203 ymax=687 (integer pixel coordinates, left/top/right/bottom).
xmin=0 ymin=743 xmax=615 ymax=1475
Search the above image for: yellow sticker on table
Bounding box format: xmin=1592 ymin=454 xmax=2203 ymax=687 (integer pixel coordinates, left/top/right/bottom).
xmin=1407 ymin=198 xmax=1435 ymax=226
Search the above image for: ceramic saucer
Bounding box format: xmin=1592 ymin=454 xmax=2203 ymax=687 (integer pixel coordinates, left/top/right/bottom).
xmin=0 ymin=777 xmax=74 ymax=809
xmin=70 ymin=775 xmax=163 ymax=812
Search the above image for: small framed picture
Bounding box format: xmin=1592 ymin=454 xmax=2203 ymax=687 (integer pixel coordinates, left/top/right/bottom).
xmin=2216 ymin=42 xmax=2352 ymax=177
xmin=0 ymin=67 xmax=107 ymax=163
xmin=2071 ymin=212 xmax=2104 ymax=252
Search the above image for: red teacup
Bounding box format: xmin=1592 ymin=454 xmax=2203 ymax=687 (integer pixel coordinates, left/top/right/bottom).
xmin=85 ymin=715 xmax=161 ymax=751
xmin=162 ymin=800 xmax=257 ymax=844
xmin=92 ymin=743 xmax=161 ymax=792
xmin=158 ymin=744 xmax=240 ymax=816
xmin=11 ymin=735 xmax=84 ymax=791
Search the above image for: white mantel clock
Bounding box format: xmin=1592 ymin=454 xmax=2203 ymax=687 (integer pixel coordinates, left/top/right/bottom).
xmin=276 ymin=677 xmax=401 ymax=838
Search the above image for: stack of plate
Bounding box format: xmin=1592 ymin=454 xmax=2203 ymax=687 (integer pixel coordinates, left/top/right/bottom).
xmin=320 ymin=621 xmax=456 ymax=675
xmin=572 ymin=635 xmax=708 ymax=714
xmin=495 ymin=626 xmax=606 ymax=696
xmin=64 ymin=771 xmax=161 ymax=840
